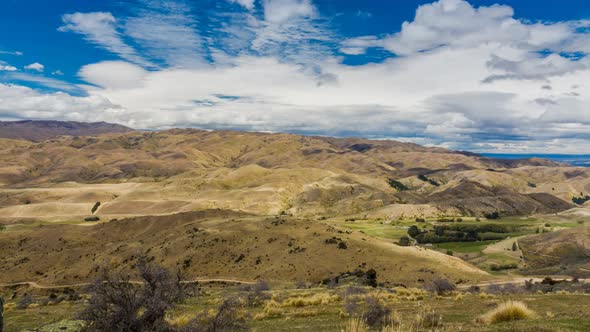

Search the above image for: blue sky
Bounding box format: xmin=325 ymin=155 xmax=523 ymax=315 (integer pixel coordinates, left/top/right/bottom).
xmin=2 ymin=0 xmax=590 ymax=153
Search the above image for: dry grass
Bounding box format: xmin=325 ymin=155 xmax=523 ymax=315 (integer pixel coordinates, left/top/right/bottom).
xmin=166 ymin=313 xmax=193 ymax=328
xmin=343 ymin=317 xmax=369 ymax=332
xmin=282 ymin=292 xmax=341 ymax=307
xmin=478 ymin=292 xmax=496 ymax=300
xmin=476 ymin=300 xmax=536 ymax=324
xmin=345 ymin=308 xmax=447 ymax=332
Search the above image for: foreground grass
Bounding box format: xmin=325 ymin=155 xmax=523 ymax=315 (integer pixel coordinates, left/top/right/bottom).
xmin=4 ymin=285 xmax=590 ymax=332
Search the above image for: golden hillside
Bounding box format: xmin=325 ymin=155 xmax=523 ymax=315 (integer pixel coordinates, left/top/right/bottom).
xmin=0 ymin=129 xmax=580 ymax=221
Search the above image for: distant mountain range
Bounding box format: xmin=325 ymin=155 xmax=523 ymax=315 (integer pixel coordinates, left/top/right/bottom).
xmin=0 ymin=120 xmax=134 ymax=141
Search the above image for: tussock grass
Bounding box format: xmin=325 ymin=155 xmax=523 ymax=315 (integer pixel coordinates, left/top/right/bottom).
xmin=282 ymin=292 xmax=340 ymax=307
xmin=478 ymin=292 xmax=496 ymax=300
xmin=345 ymin=308 xmax=447 ymax=332
xmin=166 ymin=313 xmax=193 ymax=328
xmin=476 ymin=300 xmax=536 ymax=324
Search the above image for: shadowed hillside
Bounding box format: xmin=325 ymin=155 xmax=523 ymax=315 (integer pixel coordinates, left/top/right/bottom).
xmin=0 ymin=120 xmax=134 ymax=141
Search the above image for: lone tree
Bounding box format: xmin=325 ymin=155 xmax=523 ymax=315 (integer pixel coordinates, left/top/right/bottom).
xmin=407 ymin=225 xmax=420 ymax=238
xmin=512 ymin=242 xmax=518 ymax=251
xmin=398 ymin=236 xmax=411 ymax=247
xmin=79 ymin=255 xmax=187 ymax=332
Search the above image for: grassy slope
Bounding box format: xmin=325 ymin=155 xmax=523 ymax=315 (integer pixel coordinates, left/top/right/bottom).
xmin=0 ymin=211 xmax=488 ymax=287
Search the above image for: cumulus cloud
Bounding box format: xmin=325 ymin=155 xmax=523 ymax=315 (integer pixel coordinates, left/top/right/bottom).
xmin=79 ymin=61 xmax=148 ymax=89
xmin=0 ymin=61 xmax=17 ymax=71
xmin=24 ymin=62 xmax=44 ymax=72
xmin=483 ymin=54 xmax=586 ymax=82
xmin=0 ymin=83 xmax=121 ymax=121
xmin=377 ymin=0 xmax=574 ymax=56
xmin=5 ymin=0 xmax=590 ymax=153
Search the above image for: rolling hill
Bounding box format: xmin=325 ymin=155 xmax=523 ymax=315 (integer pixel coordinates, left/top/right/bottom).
xmin=0 ymin=123 xmax=586 ymax=287
xmin=0 ymin=127 xmax=579 ymax=221
xmin=0 ymin=120 xmax=134 ymax=141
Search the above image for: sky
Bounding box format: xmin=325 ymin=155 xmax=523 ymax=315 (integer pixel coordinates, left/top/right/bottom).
xmin=2 ymin=0 xmax=590 ymax=153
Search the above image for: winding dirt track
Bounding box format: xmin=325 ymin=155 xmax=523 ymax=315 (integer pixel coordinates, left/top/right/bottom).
xmin=0 ymin=278 xmax=256 ymax=289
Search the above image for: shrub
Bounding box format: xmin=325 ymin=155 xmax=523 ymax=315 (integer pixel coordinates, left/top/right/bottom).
xmin=91 ymin=202 xmax=101 ymax=214
xmin=417 ymin=175 xmax=440 ymax=186
xmin=490 ymin=263 xmax=518 ymax=271
xmin=184 ymin=296 xmax=249 ymax=332
xmin=476 ymin=300 xmax=535 ymax=324
xmin=16 ymin=294 xmax=33 ymax=309
xmin=485 ymin=212 xmax=500 ymax=220
xmin=425 ymin=278 xmax=456 ymax=295
xmin=512 ymin=242 xmax=518 ymax=251
xmin=366 ymin=269 xmax=377 ymax=288
xmin=0 ymin=224 xmax=5 ymax=231
xmin=415 ymin=307 xmax=443 ymax=329
xmin=415 ymin=218 xmax=426 ymax=223
xmin=572 ymin=195 xmax=590 ymax=205
xmin=241 ymin=280 xmax=271 ymax=307
xmin=387 ymin=179 xmax=409 ymax=191
xmin=362 ymin=296 xmax=391 ymax=327
xmin=295 ymin=280 xmax=307 ymax=289
xmin=398 ymin=236 xmax=411 ymax=247
xmin=407 ymin=225 xmax=420 ymax=238
xmin=344 ymin=296 xmax=361 ymax=316
xmin=78 ymin=255 xmax=187 ymax=332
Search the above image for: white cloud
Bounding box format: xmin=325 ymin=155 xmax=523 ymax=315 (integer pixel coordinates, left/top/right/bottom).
xmin=79 ymin=61 xmax=148 ymax=89
xmin=250 ymin=0 xmax=335 ymax=68
xmin=6 ymin=0 xmax=590 ymax=153
xmin=340 ymin=36 xmax=383 ymax=55
xmin=263 ymin=0 xmax=315 ymax=23
xmin=228 ymin=0 xmax=256 ymax=11
xmin=123 ymin=0 xmax=205 ymax=68
xmin=0 ymin=50 xmax=23 ymax=56
xmin=0 ymin=83 xmax=120 ymax=121
xmin=0 ymin=61 xmax=17 ymax=71
xmin=5 ymin=72 xmax=81 ymax=92
xmin=59 ymin=12 xmax=153 ymax=67
xmin=483 ymin=54 xmax=586 ymax=82
xmin=342 ymin=0 xmax=586 ymax=59
xmin=24 ymin=62 xmax=44 ymax=72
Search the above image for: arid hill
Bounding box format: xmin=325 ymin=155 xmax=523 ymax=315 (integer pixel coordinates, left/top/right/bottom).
xmin=0 ymin=120 xmax=133 ymax=141
xmin=0 ymin=128 xmax=581 ymax=220
xmin=519 ymin=225 xmax=590 ymax=277
xmin=0 ymin=125 xmax=587 ymax=290
xmin=0 ymin=210 xmax=488 ymax=286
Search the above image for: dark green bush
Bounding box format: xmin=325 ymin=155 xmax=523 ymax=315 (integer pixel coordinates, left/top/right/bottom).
xmin=407 ymin=225 xmax=421 ymax=238
xmin=91 ymin=202 xmax=101 ymax=214
xmin=387 ymin=179 xmax=409 ymax=191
